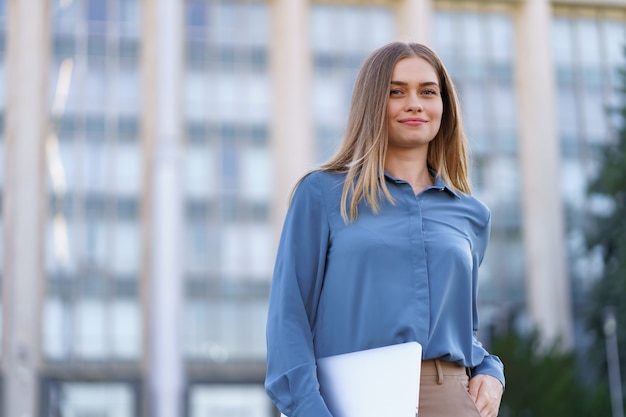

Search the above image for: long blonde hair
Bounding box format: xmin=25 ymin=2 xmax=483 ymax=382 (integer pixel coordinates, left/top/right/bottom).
xmin=299 ymin=42 xmax=471 ymax=222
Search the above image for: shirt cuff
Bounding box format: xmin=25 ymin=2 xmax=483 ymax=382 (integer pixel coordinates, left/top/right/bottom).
xmin=470 ymin=354 xmax=505 ymax=389
xmin=289 ymin=393 xmax=334 ymax=417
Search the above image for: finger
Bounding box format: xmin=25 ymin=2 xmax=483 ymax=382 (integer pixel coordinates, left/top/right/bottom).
xmin=475 ymin=390 xmax=499 ymax=417
xmin=478 ymin=393 xmax=501 ymax=417
xmin=468 ymin=377 xmax=482 ymax=399
xmin=474 ymin=395 xmax=489 ymax=414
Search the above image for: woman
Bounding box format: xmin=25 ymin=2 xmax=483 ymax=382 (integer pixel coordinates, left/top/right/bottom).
xmin=265 ymin=42 xmax=504 ymax=417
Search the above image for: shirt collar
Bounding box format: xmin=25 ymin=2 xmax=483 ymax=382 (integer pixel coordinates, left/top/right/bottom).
xmin=383 ymin=170 xmax=461 ymax=199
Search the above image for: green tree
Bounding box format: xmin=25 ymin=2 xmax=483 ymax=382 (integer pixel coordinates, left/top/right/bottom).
xmin=583 ymin=63 xmax=626 ymax=414
xmin=492 ymin=331 xmax=611 ymax=417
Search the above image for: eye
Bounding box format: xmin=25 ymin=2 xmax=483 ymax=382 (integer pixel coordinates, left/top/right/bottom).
xmin=390 ymin=88 xmax=403 ymax=96
xmin=422 ymin=88 xmax=438 ymax=96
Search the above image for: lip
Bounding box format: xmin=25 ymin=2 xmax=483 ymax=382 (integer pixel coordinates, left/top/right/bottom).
xmin=398 ymin=118 xmax=427 ymax=126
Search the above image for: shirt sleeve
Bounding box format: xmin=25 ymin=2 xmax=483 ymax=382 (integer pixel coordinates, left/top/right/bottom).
xmin=265 ymin=173 xmax=334 ymax=417
xmin=471 ymin=349 xmax=506 ymax=388
xmin=469 ymin=209 xmax=506 ymax=388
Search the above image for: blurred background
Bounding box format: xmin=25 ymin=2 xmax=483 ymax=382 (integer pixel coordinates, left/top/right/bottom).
xmin=2 ymin=0 xmax=626 ymax=416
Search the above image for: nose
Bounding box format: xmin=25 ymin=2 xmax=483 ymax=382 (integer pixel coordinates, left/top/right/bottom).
xmin=405 ymin=93 xmax=423 ymax=112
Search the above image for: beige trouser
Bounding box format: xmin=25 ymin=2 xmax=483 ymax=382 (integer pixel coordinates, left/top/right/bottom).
xmin=417 ymin=359 xmax=482 ymax=417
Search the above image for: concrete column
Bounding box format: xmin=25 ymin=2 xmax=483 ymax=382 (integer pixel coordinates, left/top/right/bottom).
xmin=2 ymin=1 xmax=49 ymax=416
xmin=514 ymin=0 xmax=573 ymax=349
xmin=143 ymin=0 xmax=184 ymax=416
xmin=270 ymin=0 xmax=313 ymax=230
xmin=394 ymin=0 xmax=432 ymax=45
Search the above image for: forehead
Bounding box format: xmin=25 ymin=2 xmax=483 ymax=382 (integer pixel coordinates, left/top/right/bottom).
xmin=391 ymin=56 xmax=439 ymax=82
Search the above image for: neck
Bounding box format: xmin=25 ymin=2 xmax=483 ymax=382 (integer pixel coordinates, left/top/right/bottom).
xmin=384 ymin=147 xmax=433 ymax=194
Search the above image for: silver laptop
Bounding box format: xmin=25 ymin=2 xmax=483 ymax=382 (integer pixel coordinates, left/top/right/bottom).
xmin=281 ymin=341 xmax=422 ymax=417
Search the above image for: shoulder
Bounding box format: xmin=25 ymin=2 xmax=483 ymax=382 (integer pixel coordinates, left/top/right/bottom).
xmin=295 ymin=170 xmax=346 ymax=197
xmin=457 ymin=192 xmax=491 ymax=228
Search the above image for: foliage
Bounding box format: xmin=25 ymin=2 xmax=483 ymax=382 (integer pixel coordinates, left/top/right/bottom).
xmin=491 ymin=330 xmax=611 ymax=417
xmin=583 ymin=64 xmax=626 ymax=413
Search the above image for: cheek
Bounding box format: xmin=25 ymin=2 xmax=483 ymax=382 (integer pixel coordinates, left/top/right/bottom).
xmin=431 ymin=105 xmax=444 ymax=131
xmin=387 ymin=100 xmax=400 ymax=117
xmin=430 ymin=103 xmax=444 ymax=125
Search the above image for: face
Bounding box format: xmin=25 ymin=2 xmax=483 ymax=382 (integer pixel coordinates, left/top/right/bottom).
xmin=386 ymin=56 xmax=443 ymax=152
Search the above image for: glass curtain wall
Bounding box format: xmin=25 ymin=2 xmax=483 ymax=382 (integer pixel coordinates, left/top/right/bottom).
xmin=43 ymin=0 xmax=143 ymax=414
xmin=433 ymin=7 xmax=523 ymax=335
xmin=183 ymin=1 xmax=272 ymax=415
xmin=551 ymin=8 xmax=626 ymax=342
xmin=0 ymin=0 xmax=7 ymax=359
xmin=311 ymin=4 xmax=394 ymax=163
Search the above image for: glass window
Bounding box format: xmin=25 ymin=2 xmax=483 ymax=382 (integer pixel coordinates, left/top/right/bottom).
xmin=220 ymin=224 xmax=273 ymax=280
xmin=464 ymin=13 xmax=485 ymax=61
xmin=53 ymin=0 xmax=78 ymax=34
xmin=311 ymin=6 xmax=336 ymax=53
xmin=247 ymin=3 xmax=270 ymax=47
xmin=49 ymin=213 xmax=75 ymax=273
xmin=239 ymin=147 xmax=272 ymax=203
xmin=0 ymin=220 xmax=3 ymax=271
xmin=82 ymin=139 xmax=108 ymax=193
xmin=311 ymin=4 xmax=394 ymax=162
xmin=184 ymin=217 xmax=210 ymax=275
xmin=87 ymin=0 xmax=107 ymax=22
xmin=208 ymin=301 xmax=234 ymax=359
xmin=187 ymin=0 xmax=207 ymax=28
xmin=83 ymin=217 xmax=108 ymax=267
xmin=553 ymin=17 xmax=574 ymax=68
xmin=583 ymin=91 xmax=608 ymax=143
xmin=120 ymin=0 xmax=140 ymax=31
xmin=43 ymin=297 xmax=71 ymax=359
xmin=0 ymin=137 xmax=3 ymax=188
xmin=0 ymin=295 xmax=3 ymax=355
xmin=184 ymin=299 xmax=210 ymax=358
xmin=604 ymin=20 xmax=626 ymax=81
xmin=46 ymin=0 xmax=143 ymax=373
xmin=111 ymin=299 xmax=141 ymax=358
xmin=0 ymin=61 xmax=5 ymax=110
xmin=189 ymin=384 xmax=271 ymax=417
xmin=244 ymin=73 xmax=271 ymax=123
xmin=490 ymin=13 xmax=514 ymax=62
xmin=182 ymin=0 xmax=272 ymax=366
xmin=561 ymin=158 xmax=586 ymax=207
xmin=313 ymin=77 xmax=347 ymax=125
xmin=434 ymin=8 xmax=522 ymax=317
xmin=460 ymin=83 xmax=488 ymax=139
xmin=111 ymin=219 xmax=140 ymax=275
xmin=117 ymin=64 xmax=140 ymax=116
xmin=492 ymin=84 xmax=517 ymax=137
xmin=557 ymin=86 xmax=578 ymax=132
xmin=184 ymin=142 xmax=217 ymax=199
xmin=434 ymin=12 xmax=460 ymax=60
xmin=54 ymin=382 xmax=136 ymax=417
xmin=75 ymin=298 xmax=106 ymax=359
xmin=246 ymin=298 xmax=269 ymax=357
xmin=84 ymin=63 xmax=107 ymax=114
xmin=51 ymin=136 xmax=74 ymax=193
xmin=211 ymin=2 xmax=238 ymax=45
xmin=184 ymin=288 xmax=267 ymax=362
xmin=185 ymin=70 xmax=208 ymax=121
xmin=577 ymin=18 xmax=602 ymax=68
xmin=113 ymin=141 xmax=142 ymax=196
xmin=553 ymin=11 xmax=626 ymax=296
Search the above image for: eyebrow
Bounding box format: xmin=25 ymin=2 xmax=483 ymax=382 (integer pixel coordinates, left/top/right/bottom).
xmin=390 ymin=80 xmax=440 ymax=87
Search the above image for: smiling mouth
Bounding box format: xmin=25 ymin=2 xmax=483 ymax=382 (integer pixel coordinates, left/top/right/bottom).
xmin=399 ymin=118 xmax=427 ymax=126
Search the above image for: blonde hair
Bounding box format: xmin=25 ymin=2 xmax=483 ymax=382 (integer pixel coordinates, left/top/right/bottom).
xmin=298 ymin=42 xmax=471 ymax=222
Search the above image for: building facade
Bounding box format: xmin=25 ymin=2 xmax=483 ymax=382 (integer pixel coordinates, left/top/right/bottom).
xmin=1 ymin=0 xmax=624 ymax=416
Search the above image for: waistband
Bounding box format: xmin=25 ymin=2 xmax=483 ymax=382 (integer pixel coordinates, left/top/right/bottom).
xmin=421 ymin=359 xmax=467 ymax=376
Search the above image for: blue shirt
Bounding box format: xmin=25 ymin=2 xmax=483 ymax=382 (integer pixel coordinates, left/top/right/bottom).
xmin=265 ymin=170 xmax=505 ymax=417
